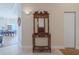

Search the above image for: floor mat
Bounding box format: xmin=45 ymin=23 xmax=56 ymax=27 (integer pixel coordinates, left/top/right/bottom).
xmin=60 ymin=48 xmax=79 ymax=55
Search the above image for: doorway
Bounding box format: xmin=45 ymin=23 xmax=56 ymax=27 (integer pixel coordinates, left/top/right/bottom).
xmin=0 ymin=4 xmax=22 ymax=47
xmin=64 ymin=12 xmax=76 ymax=48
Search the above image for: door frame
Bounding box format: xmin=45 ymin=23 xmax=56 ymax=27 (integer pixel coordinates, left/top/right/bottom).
xmin=64 ymin=11 xmax=76 ymax=48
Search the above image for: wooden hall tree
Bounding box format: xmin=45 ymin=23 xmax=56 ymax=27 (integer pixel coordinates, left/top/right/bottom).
xmin=32 ymin=11 xmax=51 ymax=52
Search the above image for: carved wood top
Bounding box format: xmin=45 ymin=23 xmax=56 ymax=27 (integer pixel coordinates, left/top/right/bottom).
xmin=33 ymin=11 xmax=49 ymax=18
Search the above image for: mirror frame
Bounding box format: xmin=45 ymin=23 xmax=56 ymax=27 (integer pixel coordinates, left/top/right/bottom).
xmin=33 ymin=11 xmax=49 ymax=34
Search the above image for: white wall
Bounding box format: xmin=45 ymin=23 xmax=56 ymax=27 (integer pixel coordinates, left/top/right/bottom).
xmin=22 ymin=3 xmax=79 ymax=49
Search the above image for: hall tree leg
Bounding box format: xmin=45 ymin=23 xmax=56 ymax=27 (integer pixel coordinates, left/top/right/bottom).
xmin=48 ymin=35 xmax=51 ymax=53
xmin=32 ymin=35 xmax=35 ymax=53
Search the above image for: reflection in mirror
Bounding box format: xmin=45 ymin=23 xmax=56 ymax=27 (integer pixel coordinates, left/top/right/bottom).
xmin=38 ymin=18 xmax=44 ymax=27
xmin=45 ymin=18 xmax=48 ymax=33
xmin=35 ymin=18 xmax=38 ymax=33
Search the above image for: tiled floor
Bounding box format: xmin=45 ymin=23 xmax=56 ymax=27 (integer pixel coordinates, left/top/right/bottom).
xmin=2 ymin=35 xmax=18 ymax=47
xmin=0 ymin=44 xmax=63 ymax=55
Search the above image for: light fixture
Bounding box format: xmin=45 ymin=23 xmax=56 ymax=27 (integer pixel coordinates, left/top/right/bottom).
xmin=23 ymin=8 xmax=32 ymax=15
xmin=25 ymin=11 xmax=31 ymax=15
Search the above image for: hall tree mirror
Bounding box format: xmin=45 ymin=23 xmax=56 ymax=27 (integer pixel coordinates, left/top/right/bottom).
xmin=33 ymin=11 xmax=51 ymax=52
xmin=34 ymin=11 xmax=49 ymax=33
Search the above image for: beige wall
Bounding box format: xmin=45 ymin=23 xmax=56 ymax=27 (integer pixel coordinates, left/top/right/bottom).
xmin=22 ymin=3 xmax=79 ymax=48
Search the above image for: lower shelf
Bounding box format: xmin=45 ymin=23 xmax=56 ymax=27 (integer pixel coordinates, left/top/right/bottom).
xmin=33 ymin=46 xmax=51 ymax=53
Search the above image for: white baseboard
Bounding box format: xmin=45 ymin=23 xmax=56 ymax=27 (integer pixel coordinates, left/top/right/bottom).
xmin=76 ymin=46 xmax=79 ymax=49
xmin=51 ymin=45 xmax=64 ymax=49
xmin=21 ymin=45 xmax=32 ymax=48
xmin=19 ymin=45 xmax=79 ymax=49
xmin=21 ymin=45 xmax=64 ymax=49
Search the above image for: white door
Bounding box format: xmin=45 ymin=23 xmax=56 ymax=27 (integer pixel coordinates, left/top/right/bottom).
xmin=64 ymin=12 xmax=75 ymax=48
